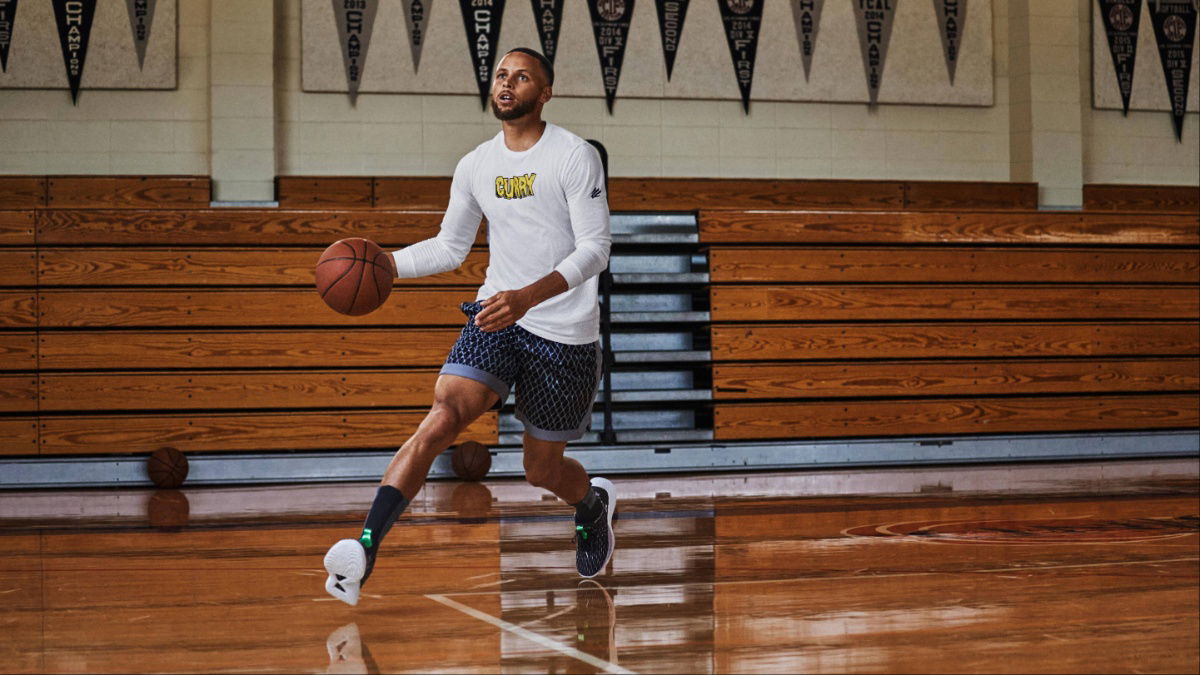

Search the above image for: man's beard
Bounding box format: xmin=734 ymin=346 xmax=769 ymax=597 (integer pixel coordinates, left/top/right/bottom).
xmin=491 ymin=95 xmax=537 ymax=121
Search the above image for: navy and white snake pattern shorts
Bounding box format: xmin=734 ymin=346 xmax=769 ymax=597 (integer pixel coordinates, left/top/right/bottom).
xmin=442 ymin=302 xmax=602 ymax=442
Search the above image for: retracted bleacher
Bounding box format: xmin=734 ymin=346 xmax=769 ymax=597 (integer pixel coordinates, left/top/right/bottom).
xmin=1 ymin=176 xmax=1196 ymax=484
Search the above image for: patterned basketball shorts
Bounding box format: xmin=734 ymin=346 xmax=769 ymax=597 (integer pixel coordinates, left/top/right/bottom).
xmin=442 ymin=302 xmax=603 ymax=442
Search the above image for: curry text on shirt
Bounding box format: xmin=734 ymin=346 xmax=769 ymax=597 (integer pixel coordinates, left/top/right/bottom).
xmin=495 ymin=173 xmax=537 ymax=200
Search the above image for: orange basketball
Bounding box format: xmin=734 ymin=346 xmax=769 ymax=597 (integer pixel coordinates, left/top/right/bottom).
xmin=315 ymin=238 xmax=393 ymax=316
xmin=451 ymin=441 xmax=492 ymax=481
xmin=148 ymin=446 xmax=188 ymax=489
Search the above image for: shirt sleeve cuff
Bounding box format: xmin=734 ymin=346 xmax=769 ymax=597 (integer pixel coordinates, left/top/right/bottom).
xmin=553 ymin=258 xmax=584 ymax=289
xmin=392 ymin=249 xmax=415 ymax=278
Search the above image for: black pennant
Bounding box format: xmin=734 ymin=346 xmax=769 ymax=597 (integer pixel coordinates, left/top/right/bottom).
xmin=654 ymin=0 xmax=689 ymax=81
xmin=587 ymin=0 xmax=635 ymax=114
xmin=718 ymin=0 xmax=764 ymax=113
xmin=531 ymin=0 xmax=564 ymax=64
xmin=52 ymin=0 xmax=97 ymax=105
xmin=459 ymin=0 xmax=506 ymax=110
xmin=790 ymin=0 xmax=824 ymax=82
xmin=933 ymin=0 xmax=966 ymax=85
xmin=125 ymin=0 xmax=157 ymax=71
xmin=0 ymin=0 xmax=18 ymax=73
xmin=1149 ymin=0 xmax=1196 ymax=140
xmin=1098 ymin=0 xmax=1141 ymax=115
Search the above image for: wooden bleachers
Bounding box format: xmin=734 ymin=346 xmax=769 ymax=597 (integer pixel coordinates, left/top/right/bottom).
xmin=278 ymin=176 xmax=1039 ymax=211
xmin=0 ymin=175 xmax=496 ymax=457
xmin=2 ymin=174 xmax=1197 ymax=461
xmin=705 ymin=203 xmax=1200 ymax=441
xmin=3 ymin=175 xmax=211 ymax=209
xmin=1083 ymin=183 xmax=1199 ymax=213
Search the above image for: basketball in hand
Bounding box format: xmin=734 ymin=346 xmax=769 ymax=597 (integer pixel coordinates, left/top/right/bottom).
xmin=315 ymin=238 xmax=393 ymax=316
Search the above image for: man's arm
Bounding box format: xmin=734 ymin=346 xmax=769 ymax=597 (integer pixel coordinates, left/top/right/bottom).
xmin=390 ymin=155 xmax=482 ymax=279
xmin=474 ymin=271 xmax=568 ymax=332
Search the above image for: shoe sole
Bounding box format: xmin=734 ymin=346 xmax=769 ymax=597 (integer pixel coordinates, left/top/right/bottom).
xmin=581 ymin=477 xmax=617 ymax=578
xmin=324 ymin=539 xmax=366 ymax=606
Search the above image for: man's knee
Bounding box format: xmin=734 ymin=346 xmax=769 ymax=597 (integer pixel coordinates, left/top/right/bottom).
xmin=419 ymin=402 xmax=472 ymax=443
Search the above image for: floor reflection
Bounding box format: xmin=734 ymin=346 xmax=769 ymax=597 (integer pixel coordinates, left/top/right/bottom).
xmin=0 ymin=459 xmax=1195 ymax=674
xmin=323 ymin=623 xmax=380 ymax=675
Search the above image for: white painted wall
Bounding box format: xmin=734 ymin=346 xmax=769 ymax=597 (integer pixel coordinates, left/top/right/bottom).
xmin=276 ymin=0 xmax=1011 ymax=183
xmin=0 ymin=0 xmax=209 ymax=176
xmin=0 ymin=0 xmax=1195 ymax=204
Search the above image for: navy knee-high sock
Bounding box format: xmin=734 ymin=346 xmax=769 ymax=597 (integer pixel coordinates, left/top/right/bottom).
xmin=359 ymin=485 xmax=409 ymax=582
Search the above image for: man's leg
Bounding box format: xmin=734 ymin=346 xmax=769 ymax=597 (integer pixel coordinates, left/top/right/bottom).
xmin=382 ymin=374 xmax=500 ymax=498
xmin=522 ymin=433 xmax=588 ymax=503
xmin=324 ymin=375 xmax=499 ymax=605
xmin=523 ymin=433 xmax=617 ymax=578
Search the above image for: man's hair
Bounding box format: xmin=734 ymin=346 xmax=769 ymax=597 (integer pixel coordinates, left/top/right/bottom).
xmin=504 ymin=47 xmax=554 ymax=87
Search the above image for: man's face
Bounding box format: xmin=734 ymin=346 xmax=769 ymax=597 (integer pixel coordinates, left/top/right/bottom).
xmin=490 ymin=52 xmax=550 ymax=121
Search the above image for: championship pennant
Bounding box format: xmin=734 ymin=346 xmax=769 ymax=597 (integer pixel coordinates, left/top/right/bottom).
xmin=1148 ymin=0 xmax=1196 ymax=140
xmin=125 ymin=0 xmax=156 ymax=70
xmin=332 ymin=0 xmax=379 ymax=105
xmin=933 ymin=0 xmax=965 ymax=84
xmin=654 ymin=0 xmax=689 ymax=81
xmin=52 ymin=0 xmax=97 ymax=104
xmin=0 ymin=0 xmax=18 ymax=73
xmin=460 ymin=0 xmax=505 ymax=110
xmin=402 ymin=0 xmax=431 ymax=72
xmin=587 ymin=0 xmax=635 ymax=114
xmin=790 ymin=0 xmax=823 ymax=82
xmin=1098 ymin=0 xmax=1141 ymax=115
xmin=531 ymin=0 xmax=564 ymax=64
xmin=853 ymin=0 xmax=898 ymax=105
xmin=718 ymin=0 xmax=764 ymax=113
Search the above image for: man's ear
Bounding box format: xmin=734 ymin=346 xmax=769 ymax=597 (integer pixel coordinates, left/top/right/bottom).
xmin=539 ymin=85 xmax=553 ymax=105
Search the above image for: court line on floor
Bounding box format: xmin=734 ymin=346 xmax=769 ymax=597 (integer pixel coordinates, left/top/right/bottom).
xmin=425 ymin=593 xmax=636 ymax=675
xmin=438 ymin=556 xmax=1200 ymax=597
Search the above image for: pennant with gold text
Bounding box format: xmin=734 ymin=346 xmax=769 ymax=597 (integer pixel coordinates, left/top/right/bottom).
xmin=933 ymin=0 xmax=965 ymax=84
xmin=587 ymin=0 xmax=635 ymax=113
xmin=332 ymin=0 xmax=379 ymax=105
xmin=654 ymin=0 xmax=689 ymax=81
xmin=790 ymin=0 xmax=823 ymax=82
xmin=1149 ymin=0 xmax=1196 ymax=140
xmin=853 ymin=0 xmax=898 ymax=105
xmin=718 ymin=0 xmax=764 ymax=113
xmin=53 ymin=0 xmax=97 ymax=104
xmin=531 ymin=0 xmax=564 ymax=63
xmin=460 ymin=0 xmax=506 ymax=109
xmin=402 ymin=0 xmax=431 ymax=72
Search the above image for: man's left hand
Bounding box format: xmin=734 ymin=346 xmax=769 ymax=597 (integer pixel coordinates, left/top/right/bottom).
xmin=475 ymin=289 xmax=533 ymax=332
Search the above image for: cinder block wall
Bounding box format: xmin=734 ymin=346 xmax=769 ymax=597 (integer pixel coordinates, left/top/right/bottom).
xmin=0 ymin=0 xmax=1195 ymax=204
xmin=0 ymin=0 xmax=210 ymax=176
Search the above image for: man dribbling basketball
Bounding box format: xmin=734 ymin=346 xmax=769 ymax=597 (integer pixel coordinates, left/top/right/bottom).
xmin=323 ymin=47 xmax=616 ymax=605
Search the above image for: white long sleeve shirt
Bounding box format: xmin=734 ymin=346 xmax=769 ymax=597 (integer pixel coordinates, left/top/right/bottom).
xmin=392 ymin=123 xmax=611 ymax=344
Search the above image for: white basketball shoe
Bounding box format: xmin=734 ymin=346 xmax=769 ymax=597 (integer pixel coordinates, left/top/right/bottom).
xmin=324 ymin=539 xmax=367 ymax=606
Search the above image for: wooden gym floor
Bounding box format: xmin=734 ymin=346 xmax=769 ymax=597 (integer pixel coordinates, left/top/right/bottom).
xmin=0 ymin=457 xmax=1196 ymax=674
